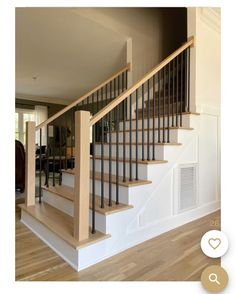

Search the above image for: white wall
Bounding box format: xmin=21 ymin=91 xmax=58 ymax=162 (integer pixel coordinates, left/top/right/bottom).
xmin=188 ymin=8 xmax=221 ymax=201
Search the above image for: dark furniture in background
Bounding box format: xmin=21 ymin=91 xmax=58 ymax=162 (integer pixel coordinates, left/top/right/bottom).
xmin=15 ymin=140 xmax=25 ymax=193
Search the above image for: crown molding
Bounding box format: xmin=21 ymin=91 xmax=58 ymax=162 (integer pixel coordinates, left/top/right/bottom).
xmin=15 ymin=93 xmax=71 ymax=105
xmin=199 ymin=8 xmax=221 ymax=33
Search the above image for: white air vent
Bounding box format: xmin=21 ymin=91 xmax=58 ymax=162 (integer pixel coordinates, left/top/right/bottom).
xmin=174 ymin=163 xmax=198 ymax=214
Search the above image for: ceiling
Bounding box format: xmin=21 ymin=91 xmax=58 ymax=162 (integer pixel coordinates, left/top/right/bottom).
xmin=16 ymin=8 xmax=127 ymax=102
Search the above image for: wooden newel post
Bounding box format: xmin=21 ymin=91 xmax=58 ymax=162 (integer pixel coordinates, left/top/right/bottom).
xmin=73 ymin=111 xmax=90 ymax=241
xmin=25 ymin=121 xmax=36 ymax=206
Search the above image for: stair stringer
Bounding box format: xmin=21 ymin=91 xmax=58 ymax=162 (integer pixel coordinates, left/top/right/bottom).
xmin=77 ymin=114 xmax=220 ymax=271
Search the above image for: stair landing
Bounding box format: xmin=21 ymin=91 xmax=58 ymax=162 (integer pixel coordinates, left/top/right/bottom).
xmin=19 ymin=203 xmax=110 ymax=249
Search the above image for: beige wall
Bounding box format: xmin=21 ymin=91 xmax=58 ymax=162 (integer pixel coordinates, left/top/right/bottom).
xmin=74 ymin=8 xmax=187 ymax=86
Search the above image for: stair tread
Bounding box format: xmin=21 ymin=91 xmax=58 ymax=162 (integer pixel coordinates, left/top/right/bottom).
xmin=61 ymin=170 xmax=152 ymax=187
xmin=128 ymin=111 xmax=200 ymax=121
xmin=96 ymin=142 xmax=182 ymax=146
xmin=93 ymin=156 xmax=168 ymax=165
xmin=42 ymin=185 xmax=134 ymax=215
xmin=19 ymin=202 xmax=110 ymax=249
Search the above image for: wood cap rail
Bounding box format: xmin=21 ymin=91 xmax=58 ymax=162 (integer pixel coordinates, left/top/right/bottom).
xmin=90 ymin=36 xmax=194 ymax=127
xmin=35 ymin=63 xmax=131 ymax=131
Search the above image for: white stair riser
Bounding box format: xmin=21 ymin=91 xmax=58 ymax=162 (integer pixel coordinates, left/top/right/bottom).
xmin=108 ymin=129 xmax=178 ymax=143
xmin=118 ymin=114 xmax=190 ymax=130
xmin=42 ymin=190 xmax=108 ymax=233
xmin=61 ymin=172 xmax=130 ymax=204
xmin=90 ymin=159 xmax=148 ymax=179
xmin=94 ymin=144 xmax=166 ymax=160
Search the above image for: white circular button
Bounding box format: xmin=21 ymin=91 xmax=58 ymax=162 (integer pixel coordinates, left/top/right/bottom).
xmin=201 ymin=230 xmax=229 ymax=258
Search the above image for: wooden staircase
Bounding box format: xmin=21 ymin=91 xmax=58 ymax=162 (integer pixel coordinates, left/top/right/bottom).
xmin=20 ymin=37 xmax=198 ymax=271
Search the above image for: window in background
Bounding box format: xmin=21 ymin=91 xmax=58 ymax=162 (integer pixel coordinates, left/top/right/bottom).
xmin=15 ymin=108 xmax=35 ymax=145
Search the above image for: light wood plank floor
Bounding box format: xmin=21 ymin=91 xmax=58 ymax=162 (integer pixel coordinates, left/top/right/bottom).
xmin=16 ymin=206 xmax=220 ymax=281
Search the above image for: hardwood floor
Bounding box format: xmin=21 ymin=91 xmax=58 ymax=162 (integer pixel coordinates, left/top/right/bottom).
xmin=16 ymin=206 xmax=220 ymax=281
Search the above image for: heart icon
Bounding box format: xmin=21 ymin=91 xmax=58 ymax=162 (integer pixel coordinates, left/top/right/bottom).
xmin=208 ymin=238 xmax=221 ymax=250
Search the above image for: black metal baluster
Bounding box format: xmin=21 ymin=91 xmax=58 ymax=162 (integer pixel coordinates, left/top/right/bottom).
xmin=65 ymin=112 xmax=68 ymax=170
xmin=92 ymin=92 xmax=96 ymax=233
xmin=46 ymin=125 xmax=49 ymax=187
xmin=129 ymin=94 xmax=133 ymax=181
xmin=39 ymin=128 xmax=42 ymax=203
xmin=108 ymin=86 xmax=112 ymax=207
xmin=59 ymin=124 xmax=62 ymax=185
xmin=176 ymin=56 xmax=179 ymax=127
xmin=172 ymin=59 xmax=175 ymax=127
xmin=115 ymin=78 xmax=119 ymax=204
xmin=52 ymin=125 xmax=55 ymax=186
xmin=147 ymin=79 xmax=150 ymax=160
xmin=142 ymin=83 xmax=145 ymax=161
xmin=123 ymin=96 xmax=126 ymax=182
xmin=101 ymin=87 xmax=104 ymax=208
xmin=71 ymin=109 xmax=73 ymax=168
xmin=184 ymin=49 xmax=188 ymax=112
xmin=188 ymin=47 xmax=190 ymax=112
xmin=135 ymin=88 xmax=139 ymax=180
xmin=125 ymin=70 xmax=128 ymax=119
xmin=167 ymin=63 xmax=170 ymax=143
xmin=92 ymin=123 xmax=96 ymax=234
xmin=110 ymin=80 xmax=112 ymax=102
xmin=180 ymin=52 xmax=183 ymax=126
xmin=86 ymin=96 xmax=89 ymax=110
xmin=152 ymin=75 xmax=156 ymax=160
xmin=158 ymin=72 xmax=161 ymax=143
xmin=162 ymin=68 xmax=166 ymax=143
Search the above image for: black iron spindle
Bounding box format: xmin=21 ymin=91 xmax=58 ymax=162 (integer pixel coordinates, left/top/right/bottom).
xmin=184 ymin=49 xmax=188 ymax=112
xmin=142 ymin=83 xmax=145 ymax=161
xmin=147 ymin=79 xmax=150 ymax=160
xmin=101 ymin=87 xmax=104 ymax=208
xmin=162 ymin=68 xmax=166 ymax=143
xmin=123 ymin=97 xmax=126 ymax=182
xmin=135 ymin=88 xmax=139 ymax=180
xmin=108 ymin=85 xmax=112 ymax=207
xmin=39 ymin=128 xmax=42 ymax=203
xmin=167 ymin=63 xmax=170 ymax=143
xmin=129 ymin=94 xmax=133 ymax=181
xmin=172 ymin=59 xmax=175 ymax=127
xmin=65 ymin=112 xmax=68 ymax=170
xmin=152 ymin=75 xmax=156 ymax=160
xmin=52 ymin=125 xmax=55 ymax=186
xmin=46 ymin=125 xmax=49 ymax=187
xmin=180 ymin=52 xmax=183 ymax=126
xmin=59 ymin=124 xmax=62 ymax=185
xmin=188 ymin=47 xmax=190 ymax=112
xmin=176 ymin=56 xmax=179 ymax=127
xmin=115 ymin=103 xmax=119 ymax=205
xmin=158 ymin=72 xmax=161 ymax=143
xmin=92 ymin=123 xmax=96 ymax=234
xmin=71 ymin=109 xmax=73 ymax=168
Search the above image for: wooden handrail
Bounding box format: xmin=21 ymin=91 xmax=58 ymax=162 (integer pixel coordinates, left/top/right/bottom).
xmin=35 ymin=63 xmax=131 ymax=131
xmin=90 ymin=36 xmax=194 ymax=127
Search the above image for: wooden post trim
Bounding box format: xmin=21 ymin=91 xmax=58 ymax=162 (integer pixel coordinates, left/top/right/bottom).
xmin=73 ymin=111 xmax=90 ymax=241
xmin=25 ymin=121 xmax=36 ymax=206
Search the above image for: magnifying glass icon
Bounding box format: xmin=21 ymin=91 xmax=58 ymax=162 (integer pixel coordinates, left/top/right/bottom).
xmin=209 ymin=273 xmax=221 ymax=285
